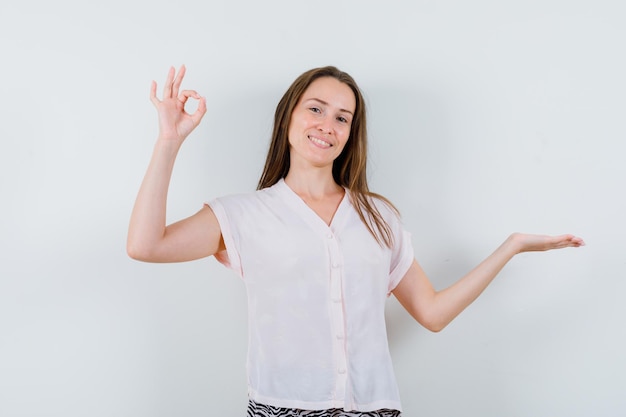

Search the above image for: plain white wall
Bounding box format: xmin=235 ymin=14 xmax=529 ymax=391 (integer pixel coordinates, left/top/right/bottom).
xmin=1 ymin=1 xmax=624 ymax=416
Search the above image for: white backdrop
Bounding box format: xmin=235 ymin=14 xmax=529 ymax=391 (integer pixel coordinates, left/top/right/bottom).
xmin=1 ymin=1 xmax=624 ymax=416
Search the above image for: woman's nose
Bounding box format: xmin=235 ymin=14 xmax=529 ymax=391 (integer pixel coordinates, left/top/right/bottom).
xmin=317 ymin=118 xmax=332 ymax=134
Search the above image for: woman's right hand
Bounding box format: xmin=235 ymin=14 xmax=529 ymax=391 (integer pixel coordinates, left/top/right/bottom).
xmin=150 ymin=65 xmax=207 ymax=144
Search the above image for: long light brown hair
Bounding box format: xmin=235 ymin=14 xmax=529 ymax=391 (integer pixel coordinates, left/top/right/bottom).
xmin=257 ymin=66 xmax=398 ymax=247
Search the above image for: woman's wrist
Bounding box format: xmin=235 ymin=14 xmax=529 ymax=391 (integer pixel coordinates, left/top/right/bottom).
xmin=504 ymin=233 xmax=524 ymax=256
xmin=154 ymin=136 xmax=183 ymax=153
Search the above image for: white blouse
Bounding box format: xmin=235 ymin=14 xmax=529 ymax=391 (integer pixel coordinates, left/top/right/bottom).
xmin=208 ymin=179 xmax=414 ymax=412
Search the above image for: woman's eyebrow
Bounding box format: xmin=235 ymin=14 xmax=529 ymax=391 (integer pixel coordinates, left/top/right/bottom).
xmin=305 ymin=98 xmax=354 ymax=115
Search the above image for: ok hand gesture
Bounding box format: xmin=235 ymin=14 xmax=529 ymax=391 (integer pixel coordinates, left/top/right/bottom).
xmin=150 ymin=65 xmax=207 ymax=144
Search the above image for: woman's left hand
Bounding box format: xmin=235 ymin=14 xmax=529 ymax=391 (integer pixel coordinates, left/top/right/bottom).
xmin=508 ymin=233 xmax=585 ymax=254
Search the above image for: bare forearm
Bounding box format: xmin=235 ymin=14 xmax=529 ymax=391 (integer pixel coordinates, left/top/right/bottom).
xmin=429 ymin=235 xmax=519 ymax=330
xmin=394 ymin=233 xmax=583 ymax=332
xmin=127 ymin=139 xmax=181 ymax=258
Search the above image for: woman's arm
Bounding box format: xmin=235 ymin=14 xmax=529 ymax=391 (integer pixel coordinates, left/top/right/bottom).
xmin=127 ymin=66 xmax=224 ymax=263
xmin=392 ymin=233 xmax=585 ymax=332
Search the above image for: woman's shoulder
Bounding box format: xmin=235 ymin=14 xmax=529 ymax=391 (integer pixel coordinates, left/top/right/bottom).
xmin=353 ymin=189 xmax=399 ymax=216
xmin=211 ymin=181 xmax=282 ymax=209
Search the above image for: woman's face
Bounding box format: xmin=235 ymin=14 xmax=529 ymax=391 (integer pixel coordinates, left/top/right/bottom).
xmin=287 ymin=77 xmax=356 ymax=170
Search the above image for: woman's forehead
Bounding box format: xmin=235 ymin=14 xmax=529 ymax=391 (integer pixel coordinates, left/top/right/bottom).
xmin=300 ymin=77 xmax=356 ymax=113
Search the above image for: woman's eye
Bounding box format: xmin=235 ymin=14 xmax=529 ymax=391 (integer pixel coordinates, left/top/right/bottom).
xmin=337 ymin=116 xmax=348 ymax=123
xmin=309 ymin=107 xmax=321 ymax=113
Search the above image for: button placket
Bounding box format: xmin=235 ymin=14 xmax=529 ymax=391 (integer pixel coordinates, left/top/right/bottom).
xmin=326 ymin=230 xmax=348 ymax=400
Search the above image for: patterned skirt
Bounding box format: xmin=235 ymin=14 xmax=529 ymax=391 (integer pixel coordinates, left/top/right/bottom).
xmin=247 ymin=399 xmax=402 ymax=417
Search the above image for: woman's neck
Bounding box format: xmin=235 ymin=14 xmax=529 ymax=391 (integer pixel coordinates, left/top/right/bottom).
xmin=284 ymin=167 xmax=343 ymax=200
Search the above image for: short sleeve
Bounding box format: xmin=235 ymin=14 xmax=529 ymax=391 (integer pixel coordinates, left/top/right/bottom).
xmin=205 ymin=198 xmax=243 ymax=278
xmin=381 ymin=204 xmax=414 ymax=294
xmin=388 ymin=229 xmax=413 ymax=294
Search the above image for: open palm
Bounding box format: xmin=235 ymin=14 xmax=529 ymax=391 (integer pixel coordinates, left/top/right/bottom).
xmin=511 ymin=232 xmax=585 ymax=253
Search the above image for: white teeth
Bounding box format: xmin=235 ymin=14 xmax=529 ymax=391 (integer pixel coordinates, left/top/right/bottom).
xmin=308 ymin=136 xmax=331 ymax=147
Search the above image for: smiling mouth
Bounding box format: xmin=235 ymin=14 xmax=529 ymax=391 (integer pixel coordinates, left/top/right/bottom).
xmin=308 ymin=135 xmax=332 ymax=148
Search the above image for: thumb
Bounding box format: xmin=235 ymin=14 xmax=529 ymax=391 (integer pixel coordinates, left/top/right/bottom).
xmin=190 ymin=96 xmax=207 ymax=126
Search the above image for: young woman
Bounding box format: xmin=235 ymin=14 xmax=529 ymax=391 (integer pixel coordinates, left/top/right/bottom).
xmin=127 ymin=65 xmax=584 ymax=416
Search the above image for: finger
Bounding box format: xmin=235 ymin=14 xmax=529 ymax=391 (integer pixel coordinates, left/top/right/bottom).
xmin=162 ymin=66 xmax=175 ymax=98
xmin=553 ymin=235 xmax=573 ymax=249
xmin=178 ymin=90 xmax=206 ymax=107
xmin=178 ymin=89 xmax=200 ymax=104
xmin=567 ymin=235 xmax=585 ymax=247
xmin=191 ymin=96 xmax=207 ymax=125
xmin=150 ymin=80 xmax=160 ymax=106
xmin=172 ymin=65 xmax=186 ymax=98
xmin=554 ymin=234 xmax=585 ymax=248
xmin=178 ymin=90 xmax=206 ymax=125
